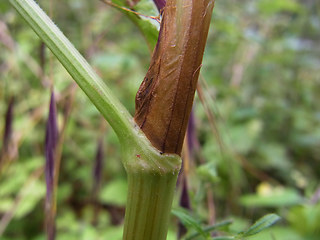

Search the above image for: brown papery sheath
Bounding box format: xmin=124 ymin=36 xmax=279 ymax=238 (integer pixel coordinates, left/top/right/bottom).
xmin=134 ymin=0 xmax=215 ymax=155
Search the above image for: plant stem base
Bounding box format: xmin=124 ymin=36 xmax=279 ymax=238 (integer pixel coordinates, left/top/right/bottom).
xmin=123 ymin=171 xmax=178 ymax=240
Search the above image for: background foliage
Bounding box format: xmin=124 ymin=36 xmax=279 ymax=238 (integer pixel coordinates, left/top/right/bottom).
xmin=0 ymin=0 xmax=319 ymax=239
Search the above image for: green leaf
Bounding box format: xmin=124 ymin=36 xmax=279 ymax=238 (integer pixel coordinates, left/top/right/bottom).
xmin=103 ymin=225 xmax=123 ymax=240
xmin=258 ymin=0 xmax=303 ymax=15
xmin=197 ymin=162 xmax=220 ymax=183
xmin=257 ymin=143 xmax=291 ymax=170
xmin=287 ymin=204 xmax=320 ymax=235
xmin=240 ymin=187 xmax=303 ymax=207
xmin=100 ymin=179 xmax=128 ymax=206
xmin=246 ymin=226 xmax=304 ymax=240
xmin=212 ymin=237 xmax=235 ymax=240
xmin=172 ymin=207 xmax=208 ymax=238
xmin=185 ymin=220 xmax=233 ymax=240
xmin=238 ymin=214 xmax=281 ymax=238
xmin=0 ymin=198 xmax=13 ymax=212
xmin=110 ymin=0 xmax=159 ymax=51
xmin=15 ymin=180 xmax=45 ymax=219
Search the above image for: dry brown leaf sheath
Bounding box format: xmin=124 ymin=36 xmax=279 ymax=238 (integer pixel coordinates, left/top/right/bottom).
xmin=134 ymin=0 xmax=215 ymax=155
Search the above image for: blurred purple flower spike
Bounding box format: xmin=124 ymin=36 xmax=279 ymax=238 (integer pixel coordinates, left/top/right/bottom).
xmin=93 ymin=138 xmax=104 ymax=194
xmin=3 ymin=97 xmax=14 ymax=152
xmin=45 ymin=91 xmax=58 ymax=201
xmin=153 ymin=0 xmax=166 ymax=12
xmin=178 ymin=177 xmax=191 ymax=238
xmin=45 ymin=91 xmax=58 ymax=240
xmin=0 ymin=97 xmax=14 ymax=163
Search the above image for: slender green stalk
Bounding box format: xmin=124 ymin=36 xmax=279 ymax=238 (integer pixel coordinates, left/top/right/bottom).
xmin=9 ymin=0 xmax=133 ymax=143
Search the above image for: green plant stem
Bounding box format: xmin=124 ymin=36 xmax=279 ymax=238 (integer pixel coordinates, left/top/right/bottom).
xmin=123 ymin=172 xmax=178 ymax=240
xmin=121 ymin=133 xmax=181 ymax=240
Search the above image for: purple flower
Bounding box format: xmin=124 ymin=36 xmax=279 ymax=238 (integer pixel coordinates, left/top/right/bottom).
xmin=45 ymin=91 xmax=58 ymax=200
xmin=45 ymin=91 xmax=58 ymax=240
xmin=178 ymin=177 xmax=191 ymax=238
xmin=179 ymin=177 xmax=190 ymax=210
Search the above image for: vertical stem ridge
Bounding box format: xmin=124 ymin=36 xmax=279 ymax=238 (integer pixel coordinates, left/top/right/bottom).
xmin=123 ymin=171 xmax=178 ymax=240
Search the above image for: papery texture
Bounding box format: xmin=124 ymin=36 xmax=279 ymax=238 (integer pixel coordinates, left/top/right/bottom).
xmin=135 ymin=0 xmax=215 ymax=155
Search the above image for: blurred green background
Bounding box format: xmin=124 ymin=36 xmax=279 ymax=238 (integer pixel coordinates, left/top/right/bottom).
xmin=0 ymin=0 xmax=319 ymax=239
